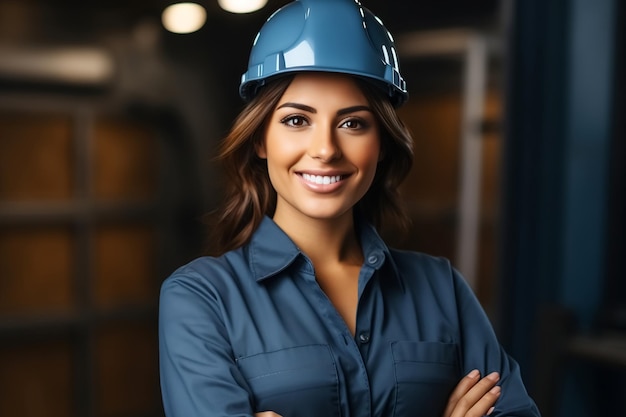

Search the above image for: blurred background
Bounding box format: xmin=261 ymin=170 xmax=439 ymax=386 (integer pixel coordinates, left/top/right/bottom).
xmin=0 ymin=0 xmax=623 ymax=416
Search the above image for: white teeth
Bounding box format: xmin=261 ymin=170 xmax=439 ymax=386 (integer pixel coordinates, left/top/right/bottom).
xmin=302 ymin=173 xmax=342 ymax=185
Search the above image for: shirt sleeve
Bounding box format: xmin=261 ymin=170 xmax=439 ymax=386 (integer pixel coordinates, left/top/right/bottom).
xmin=452 ymin=268 xmax=541 ymax=417
xmin=158 ymin=273 xmax=254 ymax=417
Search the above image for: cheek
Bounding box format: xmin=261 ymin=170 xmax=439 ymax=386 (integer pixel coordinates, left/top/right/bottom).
xmin=351 ymin=142 xmax=381 ymax=173
xmin=264 ymin=126 xmax=304 ymax=158
xmin=265 ymin=142 xmax=300 ymax=168
xmin=263 ymin=138 xmax=305 ymax=183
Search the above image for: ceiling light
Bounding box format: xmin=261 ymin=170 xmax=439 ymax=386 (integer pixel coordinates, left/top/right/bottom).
xmin=218 ymin=0 xmax=268 ymax=14
xmin=162 ymin=3 xmax=207 ymax=34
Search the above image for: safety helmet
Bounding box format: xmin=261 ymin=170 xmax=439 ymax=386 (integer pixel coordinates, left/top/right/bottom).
xmin=239 ymin=0 xmax=408 ymax=106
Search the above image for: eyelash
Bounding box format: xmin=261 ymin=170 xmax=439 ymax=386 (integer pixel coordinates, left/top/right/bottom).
xmin=279 ymin=115 xmax=369 ymax=130
xmin=280 ymin=114 xmax=308 ymax=127
xmin=340 ymin=118 xmax=369 ymax=129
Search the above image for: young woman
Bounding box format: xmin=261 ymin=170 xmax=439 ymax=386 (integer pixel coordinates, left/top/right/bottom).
xmin=158 ymin=1 xmax=541 ymax=416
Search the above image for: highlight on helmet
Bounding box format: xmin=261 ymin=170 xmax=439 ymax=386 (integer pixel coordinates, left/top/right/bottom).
xmin=239 ymin=0 xmax=408 ymax=106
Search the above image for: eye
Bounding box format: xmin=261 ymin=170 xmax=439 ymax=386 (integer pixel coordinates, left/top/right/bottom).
xmin=339 ymin=118 xmax=368 ymax=130
xmin=280 ymin=115 xmax=309 ymax=127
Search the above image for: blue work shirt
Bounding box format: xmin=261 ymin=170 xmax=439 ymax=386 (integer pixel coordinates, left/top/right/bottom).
xmin=159 ymin=216 xmax=540 ymax=417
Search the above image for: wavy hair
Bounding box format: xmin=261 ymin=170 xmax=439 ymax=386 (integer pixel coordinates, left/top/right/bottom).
xmin=208 ymin=75 xmax=414 ymax=255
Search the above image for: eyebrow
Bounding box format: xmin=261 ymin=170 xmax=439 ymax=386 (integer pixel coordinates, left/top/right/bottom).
xmin=276 ymin=102 xmax=372 ymax=116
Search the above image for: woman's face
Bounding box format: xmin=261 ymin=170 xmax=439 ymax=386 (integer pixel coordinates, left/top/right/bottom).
xmin=258 ymin=72 xmax=381 ymax=226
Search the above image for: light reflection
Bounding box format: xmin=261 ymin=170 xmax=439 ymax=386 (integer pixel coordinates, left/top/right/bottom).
xmin=217 ymin=0 xmax=267 ymax=14
xmin=0 ymin=46 xmax=114 ymax=85
xmin=162 ymin=3 xmax=207 ymax=34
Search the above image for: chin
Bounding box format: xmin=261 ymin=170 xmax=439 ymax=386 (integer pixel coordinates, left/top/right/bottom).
xmin=299 ymin=205 xmax=354 ymax=222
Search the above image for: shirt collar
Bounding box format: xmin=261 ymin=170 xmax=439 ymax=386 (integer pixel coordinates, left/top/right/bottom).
xmin=357 ymin=220 xmax=403 ymax=290
xmin=248 ymin=216 xmax=402 ymax=288
xmin=247 ymin=216 xmax=302 ymax=281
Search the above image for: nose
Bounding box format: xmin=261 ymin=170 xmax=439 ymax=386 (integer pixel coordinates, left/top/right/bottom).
xmin=307 ymin=124 xmax=342 ymax=162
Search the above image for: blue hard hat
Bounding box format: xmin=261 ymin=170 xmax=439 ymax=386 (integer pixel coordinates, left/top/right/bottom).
xmin=239 ymin=0 xmax=408 ymax=106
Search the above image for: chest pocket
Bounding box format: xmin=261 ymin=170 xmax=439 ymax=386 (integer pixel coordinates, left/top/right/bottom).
xmin=237 ymin=344 xmax=341 ymax=417
xmin=391 ymin=341 xmax=460 ymax=417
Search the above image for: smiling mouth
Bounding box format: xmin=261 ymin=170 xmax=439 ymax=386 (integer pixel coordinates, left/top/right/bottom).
xmin=300 ymin=173 xmax=346 ymax=185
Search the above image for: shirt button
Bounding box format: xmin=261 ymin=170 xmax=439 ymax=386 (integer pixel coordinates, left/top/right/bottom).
xmin=358 ymin=332 xmax=370 ymax=344
xmin=367 ymin=255 xmax=378 ymax=264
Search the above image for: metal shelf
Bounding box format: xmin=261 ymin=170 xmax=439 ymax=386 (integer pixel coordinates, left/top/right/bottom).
xmin=0 ymin=200 xmax=159 ymax=224
xmin=0 ymin=305 xmax=158 ymax=340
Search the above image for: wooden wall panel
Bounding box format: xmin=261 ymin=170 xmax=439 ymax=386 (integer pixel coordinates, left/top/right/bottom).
xmin=0 ymin=227 xmax=74 ymax=314
xmin=0 ymin=108 xmax=166 ymax=416
xmin=0 ymin=112 xmax=73 ymax=201
xmin=93 ymin=118 xmax=158 ymax=201
xmin=398 ymin=91 xmax=462 ymax=209
xmin=0 ymin=339 xmax=73 ymax=417
xmin=94 ymin=321 xmax=160 ymax=417
xmin=93 ymin=224 xmax=157 ymax=309
xmin=395 ymin=91 xmax=462 ymax=258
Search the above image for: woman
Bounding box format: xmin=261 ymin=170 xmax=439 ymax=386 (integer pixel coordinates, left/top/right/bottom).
xmin=158 ymin=1 xmax=541 ymax=416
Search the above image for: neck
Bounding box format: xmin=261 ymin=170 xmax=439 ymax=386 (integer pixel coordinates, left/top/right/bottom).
xmin=273 ymin=211 xmax=363 ymax=266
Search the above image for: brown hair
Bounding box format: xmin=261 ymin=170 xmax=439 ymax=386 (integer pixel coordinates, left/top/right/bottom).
xmin=207 ymin=75 xmax=414 ymax=256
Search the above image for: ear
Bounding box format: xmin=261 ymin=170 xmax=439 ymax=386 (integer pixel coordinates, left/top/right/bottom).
xmin=255 ymin=141 xmax=267 ymax=159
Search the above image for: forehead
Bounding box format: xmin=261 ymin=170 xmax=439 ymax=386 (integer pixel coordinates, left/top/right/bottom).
xmin=279 ymin=72 xmax=368 ymax=104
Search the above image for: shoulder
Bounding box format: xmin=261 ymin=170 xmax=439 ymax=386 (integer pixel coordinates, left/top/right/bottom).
xmin=387 ymin=248 xmax=468 ymax=294
xmin=388 ymin=248 xmax=454 ymax=278
xmin=160 ymin=247 xmax=251 ymax=298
